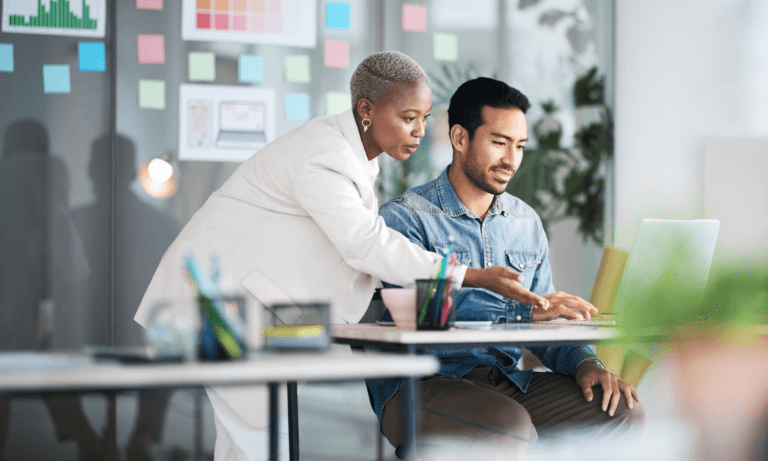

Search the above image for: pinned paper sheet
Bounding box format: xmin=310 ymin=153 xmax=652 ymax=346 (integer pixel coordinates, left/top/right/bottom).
xmin=324 ymin=40 xmax=349 ymax=69
xmin=239 ymin=54 xmax=264 ymax=83
xmin=326 ymin=2 xmax=350 ymax=30
xmin=433 ymin=33 xmax=457 ymax=61
xmin=402 ymin=4 xmax=427 ymax=32
xmin=285 ymin=93 xmax=310 ymax=120
xmin=189 ymin=52 xmax=216 ymax=81
xmin=326 ymin=92 xmax=351 ymax=115
xmin=43 ymin=65 xmax=71 ymax=94
xmin=139 ymin=79 xmax=165 ymax=109
xmin=138 ymin=35 xmax=165 ymax=64
xmin=137 ymin=0 xmax=163 ymax=9
xmin=284 ymin=55 xmax=310 ymax=83
xmin=0 ymin=44 xmax=12 ymax=72
xmin=79 ymin=42 xmax=106 ymax=71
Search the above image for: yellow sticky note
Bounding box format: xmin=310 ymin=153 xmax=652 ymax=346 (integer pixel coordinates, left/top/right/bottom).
xmin=326 ymin=91 xmax=351 ymax=115
xmin=189 ymin=52 xmax=215 ymax=81
xmin=139 ymin=79 xmax=165 ymax=109
xmin=285 ymin=55 xmax=310 ymax=83
xmin=433 ymin=33 xmax=458 ymax=61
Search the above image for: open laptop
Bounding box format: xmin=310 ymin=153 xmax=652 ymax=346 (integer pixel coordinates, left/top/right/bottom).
xmin=534 ymin=219 xmax=721 ymax=326
xmin=215 ymin=101 xmax=268 ymax=149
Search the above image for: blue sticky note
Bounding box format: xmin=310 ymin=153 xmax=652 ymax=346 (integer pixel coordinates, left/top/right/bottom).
xmin=285 ymin=93 xmax=310 ymax=121
xmin=0 ymin=44 xmax=12 ymax=72
xmin=78 ymin=42 xmax=106 ymax=71
xmin=326 ymin=2 xmax=350 ymax=30
xmin=43 ymin=65 xmax=71 ymax=94
xmin=239 ymin=55 xmax=264 ymax=83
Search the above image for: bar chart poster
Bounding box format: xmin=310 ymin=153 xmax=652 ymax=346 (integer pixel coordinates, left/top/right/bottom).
xmin=2 ymin=0 xmax=106 ymax=37
xmin=181 ymin=0 xmax=316 ymax=48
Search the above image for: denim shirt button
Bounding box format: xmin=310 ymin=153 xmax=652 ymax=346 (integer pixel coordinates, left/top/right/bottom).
xmin=516 ymin=315 xmax=522 ymax=321
xmin=486 ymin=262 xmax=492 ymax=267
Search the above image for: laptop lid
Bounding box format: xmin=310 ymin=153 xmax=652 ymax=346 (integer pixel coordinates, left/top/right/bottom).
xmin=613 ymin=219 xmax=720 ymax=320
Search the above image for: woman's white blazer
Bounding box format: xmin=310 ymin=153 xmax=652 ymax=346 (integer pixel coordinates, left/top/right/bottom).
xmin=133 ymin=109 xmax=455 ymax=429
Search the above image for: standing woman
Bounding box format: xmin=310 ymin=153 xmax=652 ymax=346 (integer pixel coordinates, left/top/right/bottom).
xmin=135 ymin=51 xmax=547 ymax=460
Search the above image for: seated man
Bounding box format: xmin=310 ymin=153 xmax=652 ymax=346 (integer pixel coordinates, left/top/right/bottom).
xmin=367 ymin=77 xmax=647 ymax=453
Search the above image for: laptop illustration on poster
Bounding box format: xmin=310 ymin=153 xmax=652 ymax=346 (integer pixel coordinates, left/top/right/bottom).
xmin=216 ymin=101 xmax=267 ymax=149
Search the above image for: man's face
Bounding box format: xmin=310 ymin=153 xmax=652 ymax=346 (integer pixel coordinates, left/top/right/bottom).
xmin=462 ymin=106 xmax=528 ymax=196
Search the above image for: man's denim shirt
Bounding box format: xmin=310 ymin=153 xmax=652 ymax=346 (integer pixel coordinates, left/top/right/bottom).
xmin=365 ymin=166 xmax=601 ymax=424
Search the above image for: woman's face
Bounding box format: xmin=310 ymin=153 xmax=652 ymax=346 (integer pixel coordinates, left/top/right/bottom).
xmin=368 ymin=79 xmax=432 ymax=161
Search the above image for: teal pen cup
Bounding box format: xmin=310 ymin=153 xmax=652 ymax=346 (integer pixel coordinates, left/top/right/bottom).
xmin=415 ymin=279 xmax=456 ymax=330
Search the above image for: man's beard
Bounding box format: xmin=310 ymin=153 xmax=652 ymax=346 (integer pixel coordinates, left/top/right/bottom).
xmin=463 ymin=152 xmax=512 ymax=196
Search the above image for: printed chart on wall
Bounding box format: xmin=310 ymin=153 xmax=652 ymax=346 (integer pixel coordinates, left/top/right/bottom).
xmin=181 ymin=0 xmax=316 ymax=48
xmin=179 ymin=84 xmax=276 ymax=162
xmin=2 ymin=0 xmax=106 ymax=37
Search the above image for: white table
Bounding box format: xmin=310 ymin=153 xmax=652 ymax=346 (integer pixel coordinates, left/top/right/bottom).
xmin=0 ymin=350 xmax=439 ymax=461
xmin=333 ymin=323 xmax=621 ymax=460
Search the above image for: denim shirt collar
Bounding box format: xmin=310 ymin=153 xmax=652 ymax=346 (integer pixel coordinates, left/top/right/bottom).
xmin=437 ymin=166 xmax=508 ymax=219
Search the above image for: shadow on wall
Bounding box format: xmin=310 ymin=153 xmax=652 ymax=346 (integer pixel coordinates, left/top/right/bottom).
xmin=72 ymin=134 xmax=182 ymax=348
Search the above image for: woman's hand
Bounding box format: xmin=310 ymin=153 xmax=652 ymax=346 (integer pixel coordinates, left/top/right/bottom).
xmin=463 ymin=266 xmax=550 ymax=310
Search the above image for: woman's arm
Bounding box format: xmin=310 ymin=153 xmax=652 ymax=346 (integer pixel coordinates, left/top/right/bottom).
xmin=463 ymin=266 xmax=549 ymax=310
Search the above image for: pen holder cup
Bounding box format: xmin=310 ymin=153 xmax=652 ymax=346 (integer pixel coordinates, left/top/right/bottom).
xmin=197 ymin=294 xmax=249 ymax=362
xmin=415 ymin=279 xmax=456 ymax=330
xmin=263 ymin=302 xmax=331 ymax=351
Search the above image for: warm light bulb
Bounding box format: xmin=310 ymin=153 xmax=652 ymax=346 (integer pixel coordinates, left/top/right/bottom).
xmin=147 ymin=158 xmax=173 ymax=183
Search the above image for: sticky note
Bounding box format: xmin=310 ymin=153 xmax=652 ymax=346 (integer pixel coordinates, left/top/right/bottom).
xmin=284 ymin=55 xmax=310 ymax=83
xmin=326 ymin=2 xmax=350 ymax=30
xmin=285 ymin=93 xmax=310 ymax=120
xmin=0 ymin=44 xmax=12 ymax=72
xmin=239 ymin=55 xmax=264 ymax=83
xmin=434 ymin=33 xmax=458 ymax=61
xmin=137 ymin=0 xmax=163 ymax=9
xmin=402 ymin=4 xmax=427 ymax=32
xmin=78 ymin=42 xmax=106 ymax=71
xmin=138 ymin=35 xmax=165 ymax=64
xmin=43 ymin=65 xmax=71 ymax=94
xmin=326 ymin=92 xmax=351 ymax=115
xmin=189 ymin=52 xmax=215 ymax=81
xmin=324 ymin=40 xmax=349 ymax=69
xmin=139 ymin=79 xmax=165 ymax=109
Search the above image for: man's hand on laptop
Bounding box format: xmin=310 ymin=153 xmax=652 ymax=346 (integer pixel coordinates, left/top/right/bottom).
xmin=464 ymin=267 xmax=550 ymax=311
xmin=531 ymin=291 xmax=598 ymax=321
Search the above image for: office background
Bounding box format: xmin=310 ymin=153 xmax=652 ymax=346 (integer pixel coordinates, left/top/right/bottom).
xmin=0 ymin=0 xmax=766 ymax=460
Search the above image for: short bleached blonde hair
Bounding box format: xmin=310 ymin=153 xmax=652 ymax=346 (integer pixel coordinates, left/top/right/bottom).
xmin=350 ymin=51 xmax=428 ymax=114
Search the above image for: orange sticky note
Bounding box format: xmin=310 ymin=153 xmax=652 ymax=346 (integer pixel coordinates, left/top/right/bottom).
xmin=324 ymin=40 xmax=349 ymax=69
xmin=138 ymin=35 xmax=165 ymax=64
xmin=402 ymin=4 xmax=427 ymax=32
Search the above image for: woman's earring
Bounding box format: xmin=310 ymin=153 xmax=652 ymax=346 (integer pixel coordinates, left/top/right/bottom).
xmin=362 ymin=118 xmax=371 ymax=133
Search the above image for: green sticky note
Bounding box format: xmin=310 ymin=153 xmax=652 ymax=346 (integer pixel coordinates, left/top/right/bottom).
xmin=434 ymin=33 xmax=458 ymax=61
xmin=326 ymin=91 xmax=351 ymax=115
xmin=284 ymin=55 xmax=310 ymax=83
xmin=189 ymin=52 xmax=215 ymax=81
xmin=139 ymin=79 xmax=165 ymax=109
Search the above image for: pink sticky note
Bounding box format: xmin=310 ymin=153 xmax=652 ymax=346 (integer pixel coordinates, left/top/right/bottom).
xmin=324 ymin=40 xmax=349 ymax=69
xmin=138 ymin=35 xmax=165 ymax=64
xmin=137 ymin=0 xmax=163 ymax=9
xmin=402 ymin=4 xmax=427 ymax=32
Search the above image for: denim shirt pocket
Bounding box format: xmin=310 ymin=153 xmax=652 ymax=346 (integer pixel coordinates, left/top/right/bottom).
xmin=505 ymin=251 xmax=540 ymax=288
xmin=431 ymin=242 xmax=471 ymax=266
xmin=505 ymin=251 xmax=539 ymax=272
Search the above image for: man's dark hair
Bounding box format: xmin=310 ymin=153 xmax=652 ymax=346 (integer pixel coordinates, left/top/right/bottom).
xmin=448 ymin=77 xmax=531 ymax=140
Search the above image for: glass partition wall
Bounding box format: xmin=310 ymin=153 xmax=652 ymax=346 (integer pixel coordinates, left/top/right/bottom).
xmin=0 ymin=1 xmax=613 ymax=459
